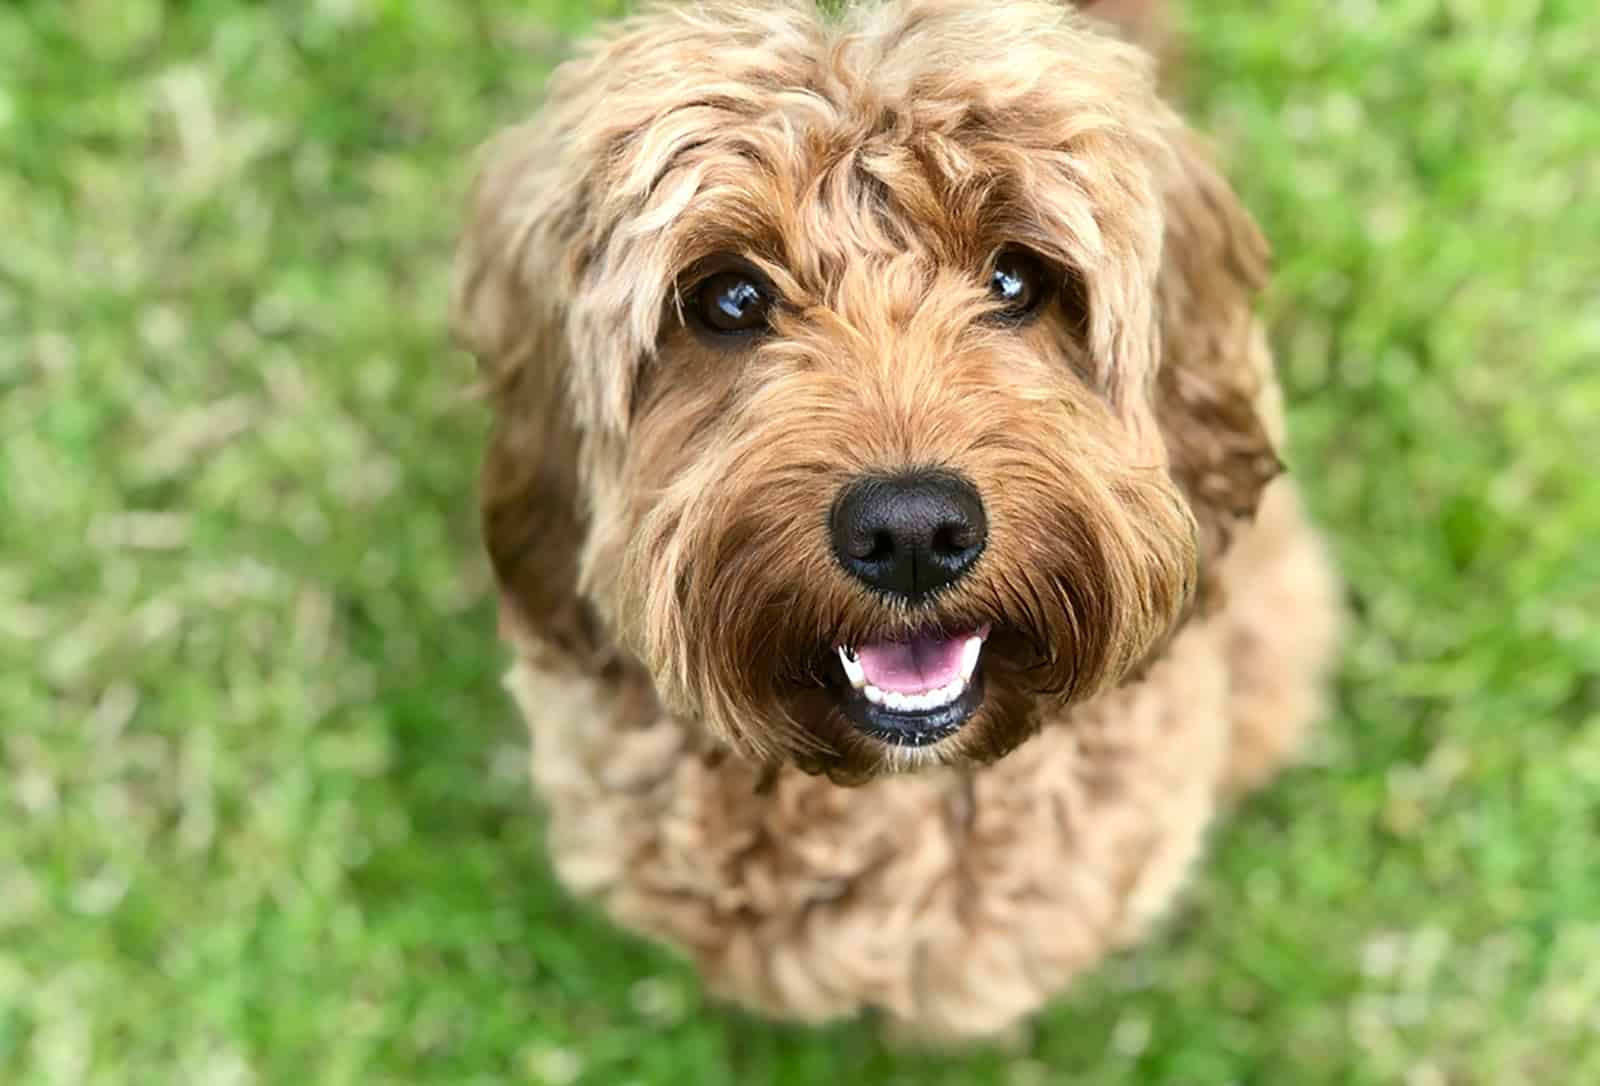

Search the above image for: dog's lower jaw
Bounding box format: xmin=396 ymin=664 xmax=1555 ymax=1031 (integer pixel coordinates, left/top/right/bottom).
xmin=504 ymin=484 xmax=1339 ymax=1041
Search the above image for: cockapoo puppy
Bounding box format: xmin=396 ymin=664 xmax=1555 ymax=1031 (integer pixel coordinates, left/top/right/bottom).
xmin=453 ymin=0 xmax=1340 ymax=1040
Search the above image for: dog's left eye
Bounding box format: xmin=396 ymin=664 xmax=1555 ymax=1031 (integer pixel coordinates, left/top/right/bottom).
xmin=987 ymin=247 xmax=1053 ymax=323
xmin=692 ymin=270 xmax=772 ymax=337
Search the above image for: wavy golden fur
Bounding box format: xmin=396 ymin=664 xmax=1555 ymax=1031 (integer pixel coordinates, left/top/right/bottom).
xmin=454 ymin=0 xmax=1339 ymax=1039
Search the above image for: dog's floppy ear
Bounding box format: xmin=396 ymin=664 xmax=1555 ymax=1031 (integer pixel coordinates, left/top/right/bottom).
xmin=477 ymin=359 xmax=613 ymax=671
xmin=453 ymin=129 xmax=614 ymax=671
xmin=1152 ymin=128 xmax=1283 ymax=606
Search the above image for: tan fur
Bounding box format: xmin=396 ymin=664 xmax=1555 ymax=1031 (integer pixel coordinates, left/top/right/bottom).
xmin=454 ymin=0 xmax=1340 ymax=1039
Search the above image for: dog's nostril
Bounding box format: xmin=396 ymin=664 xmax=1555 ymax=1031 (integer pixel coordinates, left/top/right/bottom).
xmin=931 ymin=523 xmax=978 ymax=557
xmin=829 ymin=470 xmax=988 ymax=603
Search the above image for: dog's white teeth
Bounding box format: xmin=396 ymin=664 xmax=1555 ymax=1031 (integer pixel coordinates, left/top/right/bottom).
xmin=959 ymin=635 xmax=983 ymax=682
xmin=836 ymin=646 xmax=866 ymax=689
xmin=859 ymin=678 xmax=969 ymax=713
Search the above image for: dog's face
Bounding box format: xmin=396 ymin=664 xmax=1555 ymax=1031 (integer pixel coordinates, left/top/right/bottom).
xmin=457 ymin=0 xmax=1279 ymax=781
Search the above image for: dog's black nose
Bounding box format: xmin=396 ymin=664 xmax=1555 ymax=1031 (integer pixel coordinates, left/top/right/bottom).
xmin=830 ymin=470 xmax=987 ymax=602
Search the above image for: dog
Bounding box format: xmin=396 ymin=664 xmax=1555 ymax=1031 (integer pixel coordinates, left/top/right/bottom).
xmin=452 ymin=0 xmax=1340 ymax=1040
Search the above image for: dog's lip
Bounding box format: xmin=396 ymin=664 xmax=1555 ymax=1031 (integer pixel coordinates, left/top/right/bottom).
xmin=831 ymin=669 xmax=986 ymax=747
xmin=827 ymin=624 xmax=991 ymax=747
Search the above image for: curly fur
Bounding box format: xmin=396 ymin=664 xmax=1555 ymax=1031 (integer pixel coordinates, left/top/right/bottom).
xmin=454 ymin=0 xmax=1340 ymax=1039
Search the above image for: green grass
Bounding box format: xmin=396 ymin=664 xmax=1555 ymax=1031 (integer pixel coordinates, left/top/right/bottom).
xmin=3 ymin=0 xmax=1597 ymax=1082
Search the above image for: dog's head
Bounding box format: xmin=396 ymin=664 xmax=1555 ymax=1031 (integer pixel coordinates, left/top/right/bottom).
xmin=456 ymin=0 xmax=1279 ymax=780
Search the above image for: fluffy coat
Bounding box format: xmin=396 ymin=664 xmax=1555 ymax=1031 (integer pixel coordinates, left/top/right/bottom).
xmin=453 ymin=0 xmax=1340 ymax=1039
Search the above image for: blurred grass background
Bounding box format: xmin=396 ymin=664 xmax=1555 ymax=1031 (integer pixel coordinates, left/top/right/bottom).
xmin=3 ymin=0 xmax=1598 ymax=1082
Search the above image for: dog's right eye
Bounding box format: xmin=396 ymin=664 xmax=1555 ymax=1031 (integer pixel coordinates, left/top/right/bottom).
xmin=692 ymin=270 xmax=772 ymax=337
xmin=986 ymin=247 xmax=1053 ymax=325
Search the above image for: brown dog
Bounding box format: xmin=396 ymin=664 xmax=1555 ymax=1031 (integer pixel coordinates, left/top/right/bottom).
xmin=454 ymin=0 xmax=1340 ymax=1039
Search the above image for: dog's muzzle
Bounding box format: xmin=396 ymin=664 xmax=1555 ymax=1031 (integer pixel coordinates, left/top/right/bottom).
xmin=826 ymin=469 xmax=992 ymax=746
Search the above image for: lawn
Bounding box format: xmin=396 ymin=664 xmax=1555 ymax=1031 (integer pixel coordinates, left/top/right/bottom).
xmin=3 ymin=0 xmax=1597 ymax=1082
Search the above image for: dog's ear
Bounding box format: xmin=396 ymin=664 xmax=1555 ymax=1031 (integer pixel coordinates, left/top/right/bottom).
xmin=453 ymin=130 xmax=614 ymax=671
xmin=1152 ymin=128 xmax=1284 ymax=606
xmin=477 ymin=361 xmax=614 ymax=671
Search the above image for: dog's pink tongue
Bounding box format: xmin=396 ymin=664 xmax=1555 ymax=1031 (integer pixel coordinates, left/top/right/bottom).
xmin=856 ymin=632 xmax=966 ymax=694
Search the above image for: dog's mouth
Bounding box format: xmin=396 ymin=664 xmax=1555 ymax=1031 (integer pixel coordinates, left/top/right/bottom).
xmin=829 ymin=624 xmax=991 ymax=746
